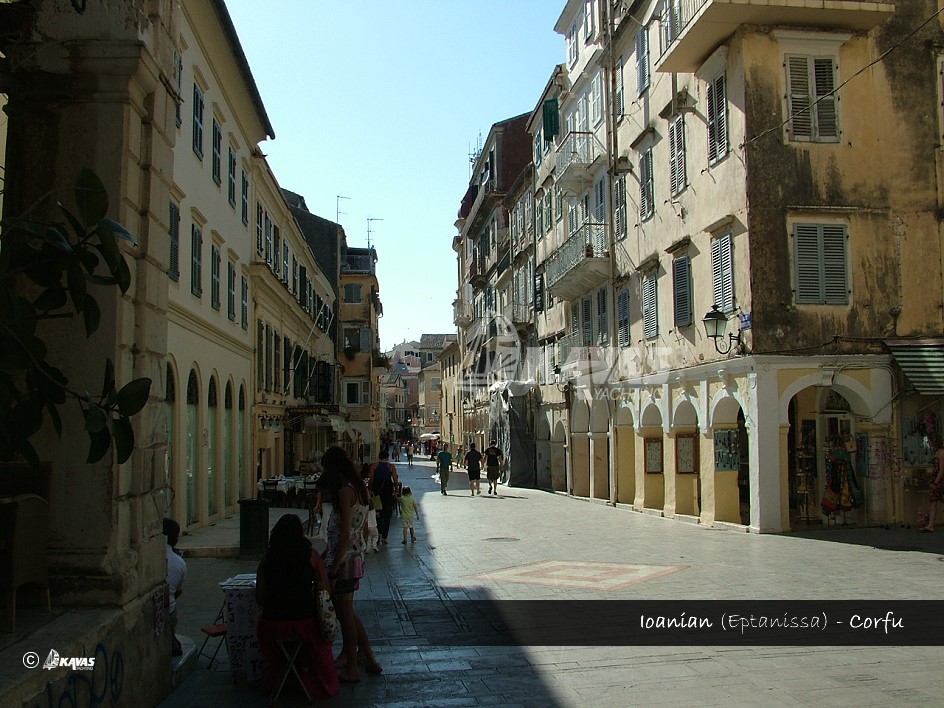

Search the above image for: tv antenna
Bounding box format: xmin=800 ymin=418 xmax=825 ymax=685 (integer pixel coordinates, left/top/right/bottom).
xmin=367 ymin=217 xmax=383 ymax=249
xmin=336 ymin=195 xmax=350 ymax=224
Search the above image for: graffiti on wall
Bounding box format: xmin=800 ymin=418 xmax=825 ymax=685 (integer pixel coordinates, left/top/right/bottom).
xmin=38 ymin=643 xmax=123 ymax=708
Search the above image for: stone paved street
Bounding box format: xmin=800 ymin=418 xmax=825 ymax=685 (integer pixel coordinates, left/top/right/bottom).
xmin=162 ymin=457 xmax=944 ymax=707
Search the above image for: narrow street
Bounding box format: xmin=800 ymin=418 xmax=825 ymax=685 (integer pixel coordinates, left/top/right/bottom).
xmin=165 ymin=458 xmax=944 ymax=707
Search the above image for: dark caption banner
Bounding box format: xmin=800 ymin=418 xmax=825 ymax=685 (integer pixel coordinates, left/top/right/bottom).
xmin=395 ymin=600 xmax=944 ymax=646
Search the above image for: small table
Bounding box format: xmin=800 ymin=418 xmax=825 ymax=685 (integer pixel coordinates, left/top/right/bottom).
xmin=220 ymin=574 xmax=261 ymax=685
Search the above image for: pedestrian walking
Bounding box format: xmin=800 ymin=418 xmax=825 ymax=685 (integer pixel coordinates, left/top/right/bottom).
xmin=398 ymin=486 xmax=421 ymax=544
xmin=437 ymin=443 xmax=453 ymax=495
xmin=406 ymin=443 xmax=414 ymax=467
xmin=318 ymin=447 xmax=382 ymax=682
xmin=368 ymin=450 xmax=398 ymax=545
xmin=464 ymin=442 xmax=482 ymax=496
xmin=484 ymin=440 xmax=504 ymax=496
xmin=922 ymin=431 xmax=944 ymax=532
xmin=455 ymin=445 xmax=465 ymax=468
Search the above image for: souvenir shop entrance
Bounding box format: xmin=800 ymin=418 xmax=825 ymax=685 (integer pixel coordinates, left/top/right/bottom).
xmin=788 ymin=389 xmax=865 ymax=529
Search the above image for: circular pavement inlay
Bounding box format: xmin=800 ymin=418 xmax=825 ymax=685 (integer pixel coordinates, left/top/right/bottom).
xmin=483 ymin=537 xmax=519 ymax=543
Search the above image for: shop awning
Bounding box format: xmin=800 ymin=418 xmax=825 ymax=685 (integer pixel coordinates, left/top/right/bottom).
xmin=887 ymin=339 xmax=944 ymax=394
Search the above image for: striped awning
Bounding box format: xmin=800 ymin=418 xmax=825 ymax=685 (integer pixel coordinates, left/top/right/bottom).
xmin=886 ymin=339 xmax=944 ymax=394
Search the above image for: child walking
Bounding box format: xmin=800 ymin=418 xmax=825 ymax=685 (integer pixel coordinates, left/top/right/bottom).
xmin=398 ymin=486 xmax=420 ymax=544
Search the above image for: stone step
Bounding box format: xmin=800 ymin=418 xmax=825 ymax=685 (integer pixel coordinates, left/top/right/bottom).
xmin=171 ymin=634 xmax=197 ymax=689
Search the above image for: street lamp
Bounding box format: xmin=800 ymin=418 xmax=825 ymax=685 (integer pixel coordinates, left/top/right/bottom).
xmin=702 ymin=305 xmax=740 ymax=354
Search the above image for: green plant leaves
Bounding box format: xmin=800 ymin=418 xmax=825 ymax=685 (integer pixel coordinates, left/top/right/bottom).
xmin=117 ymin=378 xmax=151 ymax=417
xmin=111 ymin=417 xmax=134 ymax=464
xmin=74 ymin=168 xmax=108 ymax=227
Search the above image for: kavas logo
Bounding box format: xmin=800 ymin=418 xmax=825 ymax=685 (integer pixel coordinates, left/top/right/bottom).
xmin=43 ymin=649 xmax=96 ymax=671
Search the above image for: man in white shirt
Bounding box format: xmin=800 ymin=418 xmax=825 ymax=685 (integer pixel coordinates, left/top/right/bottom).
xmin=164 ymin=518 xmax=187 ymax=656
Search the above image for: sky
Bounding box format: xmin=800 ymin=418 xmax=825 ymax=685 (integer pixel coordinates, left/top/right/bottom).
xmin=225 ymin=1 xmax=564 ymax=350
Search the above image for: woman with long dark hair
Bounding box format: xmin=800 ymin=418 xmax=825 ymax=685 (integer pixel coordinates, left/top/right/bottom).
xmin=255 ymin=513 xmax=339 ymax=699
xmin=318 ymin=446 xmax=382 ymax=681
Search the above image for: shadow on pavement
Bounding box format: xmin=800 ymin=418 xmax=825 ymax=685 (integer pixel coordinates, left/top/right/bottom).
xmin=784 ymin=525 xmax=944 ymax=555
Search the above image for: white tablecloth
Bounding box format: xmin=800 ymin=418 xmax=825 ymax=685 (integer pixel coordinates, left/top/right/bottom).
xmin=220 ymin=574 xmax=261 ymax=684
xmin=256 ymin=476 xmax=310 ymax=493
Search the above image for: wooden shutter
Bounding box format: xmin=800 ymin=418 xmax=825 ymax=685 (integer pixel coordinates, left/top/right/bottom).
xmin=636 ymin=28 xmax=649 ymax=94
xmin=813 ymin=57 xmax=839 ymax=141
xmin=359 ymin=328 xmax=371 ymax=353
xmin=571 ymin=304 xmax=579 ymax=339
xmin=595 ymin=177 xmax=606 ymax=223
xmin=255 ymin=203 xmax=263 ymax=253
xmin=711 ymin=234 xmax=734 ymax=312
xmin=614 ymin=175 xmax=626 ymax=239
xmin=615 ymin=58 xmax=624 ymax=117
xmin=794 ymin=223 xmax=823 ymax=303
xmin=617 ymin=288 xmax=630 ymax=347
xmin=673 ymin=256 xmax=692 ymax=327
xmin=168 ymin=202 xmax=180 ymax=279
xmin=211 ymin=245 xmax=220 ymax=309
xmin=669 ymin=115 xmax=686 ymax=196
xmin=256 ymin=320 xmax=264 ymax=388
xmin=191 ymin=224 xmax=202 ymax=296
xmin=535 ymin=272 xmax=544 ymax=312
xmin=786 ymin=55 xmax=813 ymax=141
xmin=707 ymin=73 xmax=727 ymax=164
xmin=640 ymin=148 xmax=654 ymax=219
xmin=581 ymin=296 xmax=593 ymax=346
xmin=597 ymin=287 xmax=609 ymax=343
xmin=822 ymin=224 xmax=849 ymax=304
xmin=643 ymin=272 xmax=658 ymax=340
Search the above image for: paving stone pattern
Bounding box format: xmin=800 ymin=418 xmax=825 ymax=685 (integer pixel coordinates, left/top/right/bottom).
xmin=163 ymin=458 xmax=944 ymax=707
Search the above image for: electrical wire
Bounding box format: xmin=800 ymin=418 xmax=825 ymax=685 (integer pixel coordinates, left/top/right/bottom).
xmin=740 ymin=6 xmax=944 ymax=150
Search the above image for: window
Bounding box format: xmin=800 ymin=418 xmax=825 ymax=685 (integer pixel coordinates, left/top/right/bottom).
xmin=711 ymin=233 xmax=735 ymax=312
xmin=567 ymin=21 xmax=579 ymax=66
xmin=256 ymin=320 xmax=264 ymax=388
xmin=793 ymin=223 xmax=848 ymax=304
xmin=211 ymin=119 xmax=222 ymax=185
xmin=190 ymin=224 xmax=202 ymax=296
xmin=581 ymin=296 xmax=593 ymax=346
xmin=264 ymin=214 xmax=272 ymax=264
xmin=594 ymin=176 xmax=606 ymax=223
xmin=786 ymin=55 xmax=839 ymax=142
xmin=617 ymin=288 xmax=630 ymax=347
xmin=672 ymin=255 xmax=692 ymax=327
xmin=534 ymin=131 xmax=543 ymax=167
xmin=227 ymin=147 xmax=237 ymax=206
xmin=642 ymin=270 xmax=658 ymax=339
xmin=227 ymin=261 xmax=236 ymax=321
xmin=535 ymin=197 xmax=544 ymax=239
xmin=168 ymin=201 xmax=180 ymax=280
xmin=544 ymin=191 xmax=553 ymax=232
xmin=292 ymin=256 xmax=298 ymax=294
xmin=344 ymin=380 xmax=370 ymax=405
xmin=273 ymin=226 xmax=281 ymax=276
xmin=192 ymin=83 xmax=204 ymax=159
xmin=174 ymin=52 xmax=182 ymax=128
xmin=668 ymin=115 xmax=686 ymax=197
xmin=590 ymin=71 xmax=603 ymax=126
xmin=706 ymin=72 xmax=728 ymax=165
xmin=555 ymin=186 xmax=563 ymax=221
xmin=584 ymin=0 xmax=595 ymax=40
xmin=273 ymin=334 xmax=281 ymax=392
xmin=614 ymin=175 xmax=627 ymax=240
xmin=343 ymin=283 xmax=362 ymax=303
xmin=255 ymin=202 xmax=263 ymax=254
xmin=635 ymin=27 xmax=650 ymax=95
xmin=639 ymin=147 xmax=654 ymax=221
xmin=615 ymin=58 xmax=624 ymax=118
xmin=241 ymin=171 xmax=249 ymax=225
xmin=240 ymin=276 xmax=249 ymax=329
xmin=265 ymin=324 xmax=272 ymax=391
xmin=210 ymin=244 xmax=221 ymax=310
xmin=596 ymin=286 xmax=609 ymax=343
xmin=282 ymin=242 xmax=289 ymax=284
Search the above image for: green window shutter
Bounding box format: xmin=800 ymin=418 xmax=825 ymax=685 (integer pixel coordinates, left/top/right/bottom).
xmin=191 ymin=224 xmax=202 ymax=296
xmin=596 ymin=287 xmax=609 ymax=343
xmin=822 ymin=224 xmax=849 ymax=304
xmin=168 ymin=202 xmax=180 ymax=280
xmin=581 ymin=296 xmax=593 ymax=346
xmin=571 ymin=302 xmax=580 ymax=339
xmin=794 ymin=223 xmax=823 ymax=303
xmin=643 ymin=271 xmax=658 ymax=339
xmin=640 ymin=148 xmax=654 ymax=220
xmin=669 ymin=115 xmax=686 ymax=196
xmin=707 ymin=73 xmax=727 ymax=164
xmin=813 ymin=57 xmax=839 ymax=141
xmin=786 ymin=55 xmax=812 ymax=141
xmin=543 ymin=98 xmax=560 ymax=140
xmin=673 ymin=256 xmax=692 ymax=327
xmin=711 ymin=233 xmax=734 ymax=312
xmin=617 ymin=288 xmax=630 ymax=347
xmin=256 ymin=320 xmax=264 ymax=388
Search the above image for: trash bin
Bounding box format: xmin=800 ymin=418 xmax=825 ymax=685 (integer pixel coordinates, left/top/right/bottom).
xmin=237 ymin=498 xmax=270 ymax=557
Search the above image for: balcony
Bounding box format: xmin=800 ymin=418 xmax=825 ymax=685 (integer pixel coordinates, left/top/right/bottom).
xmin=556 ymin=132 xmax=605 ymax=195
xmin=656 ymin=0 xmax=895 ymax=73
xmin=468 ymin=260 xmax=487 ymax=288
xmin=510 ymin=303 xmax=531 ymax=327
xmin=545 ymin=223 xmax=609 ymax=302
xmin=341 ymin=253 xmax=375 ymax=274
xmin=453 ymin=299 xmax=473 ymax=326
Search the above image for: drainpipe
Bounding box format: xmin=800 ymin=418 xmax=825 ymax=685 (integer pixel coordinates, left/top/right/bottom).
xmin=605 ymin=0 xmax=620 ymax=506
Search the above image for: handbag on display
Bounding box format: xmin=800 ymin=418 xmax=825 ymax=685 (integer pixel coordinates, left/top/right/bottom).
xmin=316 ymin=587 xmax=338 ymax=643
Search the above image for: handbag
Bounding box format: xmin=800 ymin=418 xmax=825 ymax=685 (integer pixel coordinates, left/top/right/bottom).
xmin=371 ymin=494 xmax=383 ymax=510
xmin=316 ymin=587 xmax=338 ymax=643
